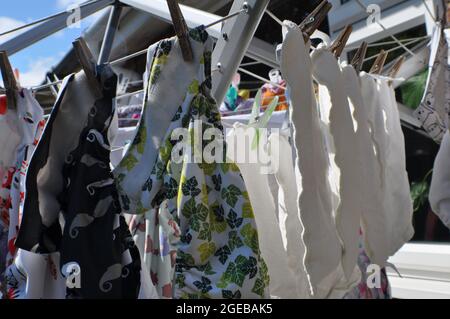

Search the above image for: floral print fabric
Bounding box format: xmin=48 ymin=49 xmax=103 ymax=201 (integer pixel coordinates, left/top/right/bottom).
xmin=114 ymin=28 xmax=269 ymax=299
xmin=0 ymin=89 xmax=44 ymax=297
xmin=6 ymin=89 xmax=45 ymax=268
xmin=413 ymin=23 xmax=450 ymax=143
xmin=0 ymin=97 xmax=21 ymax=295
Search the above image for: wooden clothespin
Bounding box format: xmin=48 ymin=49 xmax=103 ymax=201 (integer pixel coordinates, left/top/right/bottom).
xmin=329 ymin=25 xmax=353 ymax=58
xmin=387 ymin=56 xmax=405 ymax=86
xmin=299 ymin=0 xmax=333 ymax=42
xmin=369 ymin=50 xmax=388 ymax=75
xmin=167 ymin=0 xmax=193 ymax=62
xmin=351 ymin=41 xmax=368 ymax=73
xmin=0 ymin=51 xmax=19 ymax=110
xmin=73 ymin=37 xmax=103 ymax=99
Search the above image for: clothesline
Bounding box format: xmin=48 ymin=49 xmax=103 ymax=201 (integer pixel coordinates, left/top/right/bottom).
xmin=110 ymin=7 xmax=248 ymax=66
xmin=31 ymin=79 xmax=64 ymax=92
xmin=238 ymin=67 xmax=286 ymax=91
xmin=240 ymin=61 xmax=262 ymax=67
xmin=20 ymin=34 xmax=430 ymax=96
xmin=421 ymin=0 xmax=437 ymax=22
xmin=25 ymin=6 xmax=249 ymax=92
xmin=265 ymin=9 xmax=285 ymax=28
xmin=363 ymin=36 xmax=430 ymax=63
xmin=0 ymin=0 xmax=99 ymax=38
xmin=23 ymin=2 xmax=435 ymax=94
xmin=345 ymin=35 xmax=431 ymax=51
xmin=0 ymin=0 xmax=248 ymax=40
xmin=354 ymin=0 xmax=425 ymax=64
xmin=220 ymin=100 xmax=289 ymax=117
xmin=0 ymin=7 xmax=427 ymax=299
xmin=115 ymin=89 xmax=144 ymax=100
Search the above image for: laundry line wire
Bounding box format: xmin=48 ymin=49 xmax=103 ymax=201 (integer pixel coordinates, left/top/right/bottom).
xmin=354 ymin=0 xmax=425 ymax=64
xmin=345 ymin=35 xmax=431 ymax=51
xmin=220 ymin=101 xmax=289 ymax=117
xmin=27 ymin=7 xmax=249 ymax=92
xmin=238 ymin=68 xmax=286 ymax=91
xmin=265 ymin=9 xmax=285 ymax=28
xmin=0 ymin=0 xmax=101 ymax=38
xmin=0 ymin=0 xmax=247 ymax=40
xmin=32 ymin=79 xmax=65 ymax=92
xmin=204 ymin=7 xmax=249 ymax=29
xmin=362 ymin=37 xmax=430 ymax=63
xmin=240 ymin=61 xmax=263 ymax=67
xmin=115 ymin=89 xmax=144 ymax=100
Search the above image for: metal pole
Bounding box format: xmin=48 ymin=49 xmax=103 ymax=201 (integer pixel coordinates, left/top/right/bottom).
xmin=118 ymin=0 xmax=278 ymax=73
xmin=98 ymin=3 xmax=123 ymax=64
xmin=0 ymin=0 xmax=114 ymax=56
xmin=211 ymin=0 xmax=270 ymax=105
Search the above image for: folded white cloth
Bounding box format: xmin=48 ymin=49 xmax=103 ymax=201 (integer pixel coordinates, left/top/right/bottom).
xmin=281 ymin=20 xmax=348 ymax=298
xmin=268 ymin=131 xmax=311 ymax=298
xmin=430 ymin=131 xmax=450 ymax=229
xmin=226 ymin=123 xmax=298 ymax=298
xmin=382 ymin=79 xmax=415 ymax=257
xmin=312 ymin=46 xmax=362 ymax=282
xmin=359 ymin=72 xmax=414 ymax=266
xmin=341 ymin=65 xmax=385 ymax=268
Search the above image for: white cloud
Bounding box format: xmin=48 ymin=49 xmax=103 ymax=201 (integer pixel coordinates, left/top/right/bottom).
xmin=56 ymin=0 xmax=86 ymax=9
xmin=0 ymin=18 xmax=55 ymax=88
xmin=17 ymin=56 xmax=58 ymax=87
xmin=0 ymin=17 xmax=26 ymax=43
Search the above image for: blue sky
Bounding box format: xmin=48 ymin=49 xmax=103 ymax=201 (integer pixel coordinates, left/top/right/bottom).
xmin=0 ymin=0 xmax=107 ymax=86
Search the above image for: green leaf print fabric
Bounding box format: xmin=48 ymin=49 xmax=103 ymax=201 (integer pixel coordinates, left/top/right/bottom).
xmin=114 ymin=28 xmax=268 ymax=299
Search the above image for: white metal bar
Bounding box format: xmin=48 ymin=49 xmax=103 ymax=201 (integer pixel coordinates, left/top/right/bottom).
xmin=32 ymin=79 xmax=65 ymax=92
xmin=421 ymin=0 xmax=437 ymax=21
xmin=363 ymin=37 xmax=430 ymax=62
xmin=118 ymin=0 xmax=278 ymax=69
xmin=204 ymin=7 xmax=248 ymax=29
xmin=345 ymin=35 xmax=430 ymax=51
xmin=265 ymin=9 xmax=284 ymax=28
xmin=116 ymin=89 xmax=144 ymax=100
xmin=110 ymin=48 xmax=147 ymax=65
xmin=46 ymin=76 xmax=59 ymax=97
xmin=212 ymin=0 xmax=271 ymax=104
xmin=238 ymin=67 xmax=286 ymax=91
xmin=108 ymin=7 xmax=250 ymax=66
xmin=119 ymin=0 xmax=223 ymax=38
xmin=98 ymin=3 xmax=123 ymax=64
xmin=0 ymin=0 xmax=101 ymax=38
xmin=245 ymin=37 xmax=278 ymax=69
xmin=0 ymin=0 xmax=114 ymax=56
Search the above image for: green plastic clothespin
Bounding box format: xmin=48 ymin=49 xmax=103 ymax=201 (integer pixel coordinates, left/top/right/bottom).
xmin=248 ymin=89 xmax=279 ymax=150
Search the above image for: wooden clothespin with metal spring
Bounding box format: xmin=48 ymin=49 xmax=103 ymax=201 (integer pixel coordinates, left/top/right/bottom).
xmin=299 ymin=0 xmax=333 ymax=42
xmin=329 ymin=25 xmax=353 ymax=58
xmin=0 ymin=51 xmax=19 ymax=110
xmin=369 ymin=50 xmax=388 ymax=75
xmin=73 ymin=37 xmax=103 ymax=99
xmin=167 ymin=0 xmax=193 ymax=62
xmin=387 ymin=56 xmax=405 ymax=86
xmin=351 ymin=41 xmax=368 ymax=73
